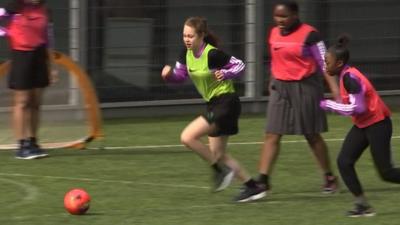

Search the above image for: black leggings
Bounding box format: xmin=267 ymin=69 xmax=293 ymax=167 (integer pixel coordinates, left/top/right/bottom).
xmin=337 ymin=117 xmax=400 ymax=196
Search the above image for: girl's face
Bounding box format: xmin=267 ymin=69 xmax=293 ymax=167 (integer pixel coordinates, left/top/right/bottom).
xmin=273 ymin=5 xmax=298 ymax=30
xmin=183 ymin=25 xmax=204 ymax=52
xmin=325 ymin=52 xmax=343 ymax=76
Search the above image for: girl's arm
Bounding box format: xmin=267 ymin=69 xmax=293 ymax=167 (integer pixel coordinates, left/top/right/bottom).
xmin=162 ymin=49 xmax=189 ymax=83
xmin=320 ymin=73 xmax=366 ymax=116
xmin=208 ymin=49 xmax=245 ymax=81
xmin=309 ymin=40 xmax=340 ymax=101
xmin=165 ymin=61 xmax=189 ymax=83
xmin=307 ymin=31 xmax=340 ymax=100
xmin=219 ymin=56 xmax=245 ymax=80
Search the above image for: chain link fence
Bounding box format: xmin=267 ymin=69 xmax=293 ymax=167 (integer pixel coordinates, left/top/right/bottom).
xmin=0 ymin=0 xmax=399 ymax=114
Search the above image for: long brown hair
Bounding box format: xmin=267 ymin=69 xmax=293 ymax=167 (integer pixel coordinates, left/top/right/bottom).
xmin=184 ymin=16 xmax=220 ymax=48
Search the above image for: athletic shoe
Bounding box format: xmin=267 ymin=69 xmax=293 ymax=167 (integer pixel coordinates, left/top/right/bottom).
xmin=15 ymin=144 xmax=48 ymax=160
xmin=234 ymin=184 xmax=267 ymax=203
xmin=213 ymin=165 xmax=234 ymax=192
xmin=346 ymin=204 xmax=376 ymax=217
xmin=29 ymin=146 xmax=49 ymax=158
xmin=30 ymin=141 xmax=48 ymax=157
xmin=322 ymin=175 xmax=338 ymax=194
xmin=15 ymin=147 xmax=47 ymax=160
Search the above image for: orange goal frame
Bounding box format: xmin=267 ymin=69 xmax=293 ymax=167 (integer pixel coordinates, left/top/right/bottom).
xmin=0 ymin=50 xmax=103 ymax=150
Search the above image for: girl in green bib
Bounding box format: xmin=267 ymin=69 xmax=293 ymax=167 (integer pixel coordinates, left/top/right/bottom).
xmin=161 ymin=17 xmax=266 ymax=202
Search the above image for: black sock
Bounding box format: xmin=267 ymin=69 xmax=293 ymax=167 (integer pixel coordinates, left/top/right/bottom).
xmin=325 ymin=172 xmax=334 ymax=177
xmin=212 ymin=163 xmax=222 ymax=173
xmin=28 ymin=137 xmax=37 ymax=144
xmin=258 ymin=174 xmax=269 ymax=185
xmin=244 ymin=178 xmax=257 ymax=188
xmin=18 ymin=139 xmax=25 ymax=148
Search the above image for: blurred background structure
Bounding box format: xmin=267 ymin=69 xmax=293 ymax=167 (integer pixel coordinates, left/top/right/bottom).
xmin=0 ymin=0 xmax=399 ymax=118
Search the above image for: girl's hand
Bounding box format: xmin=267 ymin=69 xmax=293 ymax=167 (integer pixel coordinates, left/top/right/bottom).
xmin=161 ymin=65 xmax=172 ymax=80
xmin=214 ymin=70 xmax=225 ymax=81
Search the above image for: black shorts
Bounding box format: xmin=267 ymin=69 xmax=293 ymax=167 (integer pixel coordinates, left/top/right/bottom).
xmin=8 ymin=45 xmax=50 ymax=90
xmin=203 ymin=93 xmax=241 ymax=137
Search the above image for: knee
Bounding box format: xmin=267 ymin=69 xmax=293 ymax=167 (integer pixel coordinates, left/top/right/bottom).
xmin=29 ymin=99 xmax=40 ymax=110
xmin=14 ymin=99 xmax=30 ymax=110
xmin=215 ymin=151 xmax=226 ymax=161
xmin=304 ymin=134 xmax=323 ymax=145
xmin=337 ymin=156 xmax=354 ymax=170
xmin=180 ymin=132 xmax=194 ymax=147
xmin=264 ymin=133 xmax=281 ymax=144
xmin=378 ymin=169 xmax=400 ymax=183
xmin=31 ymin=103 xmax=40 ymax=111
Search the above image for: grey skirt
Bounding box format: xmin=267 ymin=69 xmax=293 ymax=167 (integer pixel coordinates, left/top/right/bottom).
xmin=265 ymin=74 xmax=328 ymax=135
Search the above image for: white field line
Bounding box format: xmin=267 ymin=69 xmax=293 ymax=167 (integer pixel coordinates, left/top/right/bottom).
xmin=1 ymin=136 xmax=399 ymax=191
xmin=89 ymin=136 xmax=400 ymax=150
xmin=1 ymin=136 xmax=377 ymax=192
xmin=0 ymin=177 xmax=39 ymax=206
xmin=0 ymin=172 xmax=339 ymax=199
xmin=0 ymin=135 xmax=398 ymax=218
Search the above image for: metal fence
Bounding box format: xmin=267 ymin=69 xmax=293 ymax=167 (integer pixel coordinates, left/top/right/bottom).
xmin=0 ymin=0 xmax=399 ymax=116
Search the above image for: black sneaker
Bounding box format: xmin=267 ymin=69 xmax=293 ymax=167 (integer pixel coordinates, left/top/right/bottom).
xmin=29 ymin=144 xmax=49 ymax=158
xmin=15 ymin=147 xmax=47 ymax=159
xmin=30 ymin=147 xmax=49 ymax=159
xmin=15 ymin=142 xmax=48 ymax=160
xmin=322 ymin=175 xmax=338 ymax=194
xmin=346 ymin=204 xmax=376 ymax=217
xmin=234 ymin=184 xmax=267 ymax=203
xmin=213 ymin=166 xmax=234 ymax=192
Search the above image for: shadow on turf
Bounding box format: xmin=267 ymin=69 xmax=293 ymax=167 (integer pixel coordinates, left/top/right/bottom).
xmin=232 ymin=185 xmax=400 ymax=204
xmin=278 ymin=186 xmax=400 ymax=197
xmin=42 ymin=148 xmax=192 ymax=158
xmin=79 ymin=212 xmax=105 ymax=216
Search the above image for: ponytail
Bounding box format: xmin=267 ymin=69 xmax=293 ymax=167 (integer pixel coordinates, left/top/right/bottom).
xmin=328 ymin=34 xmax=351 ymax=64
xmin=336 ymin=34 xmax=350 ymax=49
xmin=204 ymin=30 xmax=220 ymax=48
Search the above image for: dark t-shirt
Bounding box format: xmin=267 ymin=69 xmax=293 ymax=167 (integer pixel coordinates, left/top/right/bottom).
xmin=343 ymin=72 xmax=362 ymax=94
